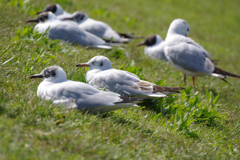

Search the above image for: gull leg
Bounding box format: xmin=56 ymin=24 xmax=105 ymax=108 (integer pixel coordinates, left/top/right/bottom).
xmin=192 ymin=77 xmax=195 ymax=88
xmin=184 ymin=74 xmax=186 ymax=86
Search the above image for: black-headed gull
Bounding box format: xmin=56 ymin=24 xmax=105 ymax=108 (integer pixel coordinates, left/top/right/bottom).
xmin=37 ymin=3 xmax=71 ymax=18
xmin=26 ymin=12 xmax=115 ymax=49
xmin=62 ymin=11 xmax=131 ymax=43
xmin=137 ymin=34 xmax=167 ymax=60
xmin=38 ymin=4 xmax=141 ymax=42
xmin=164 ymin=19 xmax=240 ymax=87
xmin=76 ymin=56 xmax=185 ymax=97
xmin=30 ymin=65 xmax=145 ymax=113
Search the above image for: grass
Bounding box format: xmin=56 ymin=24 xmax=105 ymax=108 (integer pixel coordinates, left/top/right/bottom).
xmin=1 ymin=0 xmax=240 ymax=159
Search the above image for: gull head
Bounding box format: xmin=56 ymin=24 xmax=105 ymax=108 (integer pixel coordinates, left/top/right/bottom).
xmin=167 ymin=19 xmax=190 ymax=37
xmin=26 ymin=12 xmax=57 ymax=23
xmin=37 ymin=4 xmax=64 ymax=16
xmin=76 ymin=56 xmax=112 ymax=70
xmin=62 ymin=11 xmax=88 ymax=24
xmin=29 ymin=66 xmax=67 ymax=82
xmin=137 ymin=34 xmax=163 ymax=47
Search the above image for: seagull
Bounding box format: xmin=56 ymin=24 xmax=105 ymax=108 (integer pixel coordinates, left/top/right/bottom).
xmin=26 ymin=12 xmax=115 ymax=49
xmin=37 ymin=4 xmax=142 ymax=42
xmin=136 ymin=34 xmax=167 ymax=60
xmin=136 ymin=19 xmax=191 ymax=61
xmin=29 ymin=65 xmax=145 ymax=113
xmin=62 ymin=11 xmax=130 ymax=43
xmin=164 ymin=19 xmax=240 ymax=87
xmin=62 ymin=11 xmax=133 ymax=43
xmin=36 ymin=3 xmax=71 ymax=18
xmin=76 ymin=56 xmax=185 ymax=97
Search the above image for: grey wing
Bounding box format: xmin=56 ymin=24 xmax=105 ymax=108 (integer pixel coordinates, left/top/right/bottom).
xmin=89 ymin=69 xmax=147 ymax=96
xmin=47 ymin=81 xmax=121 ymax=110
xmin=165 ymin=42 xmax=214 ymax=74
xmin=80 ymin=19 xmax=122 ymax=41
xmin=168 ymin=36 xmax=211 ymax=58
xmin=48 ymin=21 xmax=105 ymax=46
xmin=79 ymin=19 xmax=109 ymax=38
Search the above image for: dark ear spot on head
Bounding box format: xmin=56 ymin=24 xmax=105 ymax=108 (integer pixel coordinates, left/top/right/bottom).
xmin=183 ymin=21 xmax=186 ymax=24
xmin=100 ymin=62 xmax=103 ymax=66
xmin=38 ymin=12 xmax=49 ymax=22
xmin=80 ymin=15 xmax=85 ymax=20
xmin=52 ymin=70 xmax=56 ymax=77
xmin=44 ymin=67 xmax=56 ymax=78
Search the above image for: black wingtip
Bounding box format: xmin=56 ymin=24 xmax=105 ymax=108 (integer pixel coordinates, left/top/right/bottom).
xmin=214 ymin=66 xmax=240 ymax=78
xmin=118 ymin=33 xmax=143 ymax=39
xmin=220 ymin=78 xmax=232 ymax=86
xmin=115 ymin=96 xmax=151 ymax=104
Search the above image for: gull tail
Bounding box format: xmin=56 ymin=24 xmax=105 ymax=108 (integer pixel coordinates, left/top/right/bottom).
xmin=153 ymin=85 xmax=185 ymax=95
xmin=213 ymin=66 xmax=240 ymax=78
xmin=211 ymin=66 xmax=240 ymax=85
xmin=118 ymin=32 xmax=143 ymax=39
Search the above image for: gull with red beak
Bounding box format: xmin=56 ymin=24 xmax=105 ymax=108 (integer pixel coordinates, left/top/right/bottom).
xmin=26 ymin=12 xmax=117 ymax=49
xmin=164 ymin=19 xmax=240 ymax=87
xmin=76 ymin=56 xmax=185 ymax=97
xmin=29 ymin=65 xmax=146 ymax=113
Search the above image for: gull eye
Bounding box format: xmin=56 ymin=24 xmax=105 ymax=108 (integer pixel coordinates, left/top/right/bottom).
xmin=100 ymin=62 xmax=103 ymax=66
xmin=40 ymin=17 xmax=44 ymax=21
xmin=187 ymin=28 xmax=189 ymax=31
xmin=92 ymin=61 xmax=95 ymax=65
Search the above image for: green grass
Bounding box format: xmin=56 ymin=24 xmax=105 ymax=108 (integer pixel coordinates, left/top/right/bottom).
xmin=1 ymin=0 xmax=240 ymax=159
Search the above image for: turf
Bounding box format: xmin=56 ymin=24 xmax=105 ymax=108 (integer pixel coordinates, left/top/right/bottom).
xmin=0 ymin=0 xmax=240 ymax=159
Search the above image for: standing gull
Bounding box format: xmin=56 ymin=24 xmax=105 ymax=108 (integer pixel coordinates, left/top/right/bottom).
xmin=136 ymin=19 xmax=192 ymax=61
xmin=26 ymin=12 xmax=115 ymax=49
xmin=164 ymin=19 xmax=240 ymax=87
xmin=76 ymin=56 xmax=184 ymax=97
xmin=29 ymin=65 xmax=144 ymax=113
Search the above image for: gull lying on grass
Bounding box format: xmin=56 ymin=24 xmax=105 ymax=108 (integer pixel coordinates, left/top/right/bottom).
xmin=137 ymin=34 xmax=168 ymax=60
xmin=137 ymin=19 xmax=191 ymax=61
xmin=62 ymin=11 xmax=139 ymax=43
xmin=76 ymin=56 xmax=184 ymax=97
xmin=30 ymin=65 xmax=145 ymax=113
xmin=37 ymin=4 xmax=141 ymax=43
xmin=164 ymin=19 xmax=240 ymax=87
xmin=26 ymin=12 xmax=116 ymax=49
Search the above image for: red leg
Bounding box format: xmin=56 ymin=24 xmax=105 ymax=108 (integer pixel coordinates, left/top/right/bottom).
xmin=192 ymin=77 xmax=195 ymax=88
xmin=184 ymin=74 xmax=186 ymax=86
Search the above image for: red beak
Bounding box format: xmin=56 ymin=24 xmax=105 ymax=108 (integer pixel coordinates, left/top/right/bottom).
xmin=26 ymin=19 xmax=38 ymax=23
xmin=76 ymin=63 xmax=90 ymax=67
